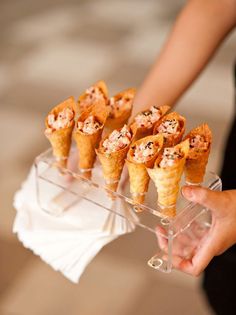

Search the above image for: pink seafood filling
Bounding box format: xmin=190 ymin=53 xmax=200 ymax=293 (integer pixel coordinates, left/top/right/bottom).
xmin=157 ymin=119 xmax=180 ymax=137
xmin=77 ymin=116 xmax=101 ymax=135
xmin=133 ymin=141 xmax=157 ymax=163
xmin=46 ymin=107 xmax=74 ymax=132
xmin=103 ymin=125 xmax=132 ymax=153
xmin=135 ymin=106 xmax=161 ymax=128
xmin=159 ymin=147 xmax=183 ymax=168
xmin=190 ymin=135 xmax=208 ymax=152
xmin=80 ymin=86 xmax=105 ymax=110
xmin=109 ymin=96 xmax=132 ymax=117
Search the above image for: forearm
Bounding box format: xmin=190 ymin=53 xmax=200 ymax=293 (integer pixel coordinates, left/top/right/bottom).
xmin=133 ymin=0 xmax=236 ymax=115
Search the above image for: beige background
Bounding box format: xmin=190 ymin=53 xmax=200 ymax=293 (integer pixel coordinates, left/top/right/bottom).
xmin=0 ymin=0 xmax=235 ymax=314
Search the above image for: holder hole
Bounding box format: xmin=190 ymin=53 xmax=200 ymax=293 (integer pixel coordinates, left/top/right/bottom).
xmin=161 ymin=218 xmax=170 ymax=226
xmin=133 ymin=205 xmax=143 ymax=213
xmin=148 ymin=257 xmax=163 ymax=269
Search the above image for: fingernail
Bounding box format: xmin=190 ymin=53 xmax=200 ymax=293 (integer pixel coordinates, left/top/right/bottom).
xmin=182 ymin=187 xmax=194 ymax=200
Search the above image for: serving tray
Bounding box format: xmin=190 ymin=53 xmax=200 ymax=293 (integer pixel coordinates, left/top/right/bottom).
xmin=35 ymin=148 xmax=222 ymax=273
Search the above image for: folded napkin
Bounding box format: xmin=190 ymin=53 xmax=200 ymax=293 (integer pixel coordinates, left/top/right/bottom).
xmin=13 ymin=166 xmax=137 ymax=283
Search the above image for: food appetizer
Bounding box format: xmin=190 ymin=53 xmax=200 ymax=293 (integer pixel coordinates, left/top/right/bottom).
xmin=184 ymin=123 xmax=212 ymax=185
xmin=105 ymin=88 xmax=136 ymax=131
xmin=78 ymin=80 xmax=108 ymax=113
xmin=147 ymin=139 xmax=189 ymax=217
xmin=45 ymin=97 xmax=76 ymax=168
xmin=73 ymin=103 xmax=109 ymax=179
xmin=130 ymin=105 xmax=170 ymax=142
xmin=153 ymin=111 xmax=186 ymax=147
xmin=43 ymin=80 xmax=214 ymax=219
xmin=96 ymin=125 xmax=132 ymax=198
xmin=126 ymin=134 xmax=164 ymax=209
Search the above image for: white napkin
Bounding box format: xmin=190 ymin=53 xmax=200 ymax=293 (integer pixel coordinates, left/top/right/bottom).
xmin=13 ymin=166 xmax=138 ymax=283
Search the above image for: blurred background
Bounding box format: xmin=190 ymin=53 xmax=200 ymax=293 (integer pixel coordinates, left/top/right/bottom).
xmin=0 ymin=0 xmax=235 ymax=314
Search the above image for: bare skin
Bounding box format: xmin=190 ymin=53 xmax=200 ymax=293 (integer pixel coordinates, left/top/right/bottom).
xmin=133 ymin=0 xmax=236 ymax=275
xmin=174 ymin=187 xmax=236 ymax=276
xmin=132 ymin=0 xmax=236 ymax=115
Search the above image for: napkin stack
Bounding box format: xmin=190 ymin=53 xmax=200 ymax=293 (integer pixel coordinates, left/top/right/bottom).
xmin=13 ymin=167 xmax=137 ymax=283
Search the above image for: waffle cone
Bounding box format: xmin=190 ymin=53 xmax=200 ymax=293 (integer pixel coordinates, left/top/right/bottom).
xmin=130 ymin=105 xmax=170 ymax=143
xmin=73 ymin=103 xmax=109 ymax=179
xmin=96 ymin=127 xmax=132 ymax=194
xmin=153 ymin=112 xmax=186 ymax=147
xmin=105 ymin=88 xmax=136 ymax=131
xmin=78 ymin=80 xmax=108 ymax=113
xmin=45 ymin=97 xmax=76 ymax=168
xmin=158 ymin=205 xmax=177 ymax=218
xmin=184 ymin=123 xmax=212 ymax=184
xmin=126 ymin=162 xmax=149 ymax=204
xmin=147 ymin=139 xmax=189 ymax=217
xmin=126 ymin=134 xmax=164 ymax=206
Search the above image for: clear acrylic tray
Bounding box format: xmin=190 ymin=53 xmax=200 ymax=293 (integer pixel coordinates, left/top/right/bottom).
xmin=35 ymin=148 xmax=222 ymax=273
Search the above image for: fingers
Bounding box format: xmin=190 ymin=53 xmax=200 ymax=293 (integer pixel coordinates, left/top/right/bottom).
xmin=156 ymin=189 xmax=236 ymax=275
xmin=182 ymin=186 xmax=230 ymax=214
xmin=171 ymin=255 xmax=196 ymax=275
xmin=188 ymin=232 xmax=218 ymax=275
xmin=173 ymin=224 xmax=224 ymax=276
xmin=156 ymin=223 xmax=207 ymax=258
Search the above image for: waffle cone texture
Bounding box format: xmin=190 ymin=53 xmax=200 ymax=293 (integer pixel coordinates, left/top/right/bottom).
xmin=126 ymin=134 xmax=164 ymax=205
xmin=45 ymin=96 xmax=77 ymax=168
xmin=73 ymin=103 xmax=109 ymax=179
xmin=96 ymin=127 xmax=133 ymax=193
xmin=153 ymin=112 xmax=186 ymax=147
xmin=105 ymin=88 xmax=136 ymax=131
xmin=130 ymin=105 xmax=170 ymax=143
xmin=184 ymin=123 xmax=212 ymax=184
xmin=78 ymin=80 xmax=108 ymax=113
xmin=147 ymin=139 xmax=189 ymax=217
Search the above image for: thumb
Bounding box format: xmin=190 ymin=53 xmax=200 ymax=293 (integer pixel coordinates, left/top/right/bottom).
xmin=182 ymin=186 xmax=225 ymax=212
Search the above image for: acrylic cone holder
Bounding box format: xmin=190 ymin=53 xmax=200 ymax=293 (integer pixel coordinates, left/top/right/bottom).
xmin=35 ymin=148 xmax=222 ymax=273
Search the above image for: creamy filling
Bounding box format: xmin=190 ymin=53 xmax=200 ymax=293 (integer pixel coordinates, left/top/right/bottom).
xmin=159 ymin=147 xmax=183 ymax=168
xmin=109 ymin=96 xmax=132 ymax=117
xmin=103 ymin=125 xmax=132 ymax=153
xmin=133 ymin=141 xmax=158 ymax=163
xmin=190 ymin=135 xmax=208 ymax=153
xmin=46 ymin=107 xmax=74 ymax=133
xmin=135 ymin=106 xmax=161 ymax=128
xmin=77 ymin=115 xmax=101 ymax=135
xmin=157 ymin=119 xmax=180 ymax=137
xmin=80 ymin=86 xmax=105 ymax=109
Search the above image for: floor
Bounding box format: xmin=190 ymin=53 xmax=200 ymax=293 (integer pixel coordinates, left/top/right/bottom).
xmin=0 ymin=0 xmax=235 ymax=314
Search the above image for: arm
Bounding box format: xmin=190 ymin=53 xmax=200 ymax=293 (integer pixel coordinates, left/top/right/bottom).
xmin=133 ymin=0 xmax=236 ymax=115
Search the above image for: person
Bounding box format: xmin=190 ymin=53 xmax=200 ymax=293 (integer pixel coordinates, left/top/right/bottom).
xmin=132 ymin=0 xmax=236 ymax=314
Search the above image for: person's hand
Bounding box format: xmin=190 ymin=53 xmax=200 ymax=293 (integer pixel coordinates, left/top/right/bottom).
xmin=169 ymin=187 xmax=236 ymax=276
